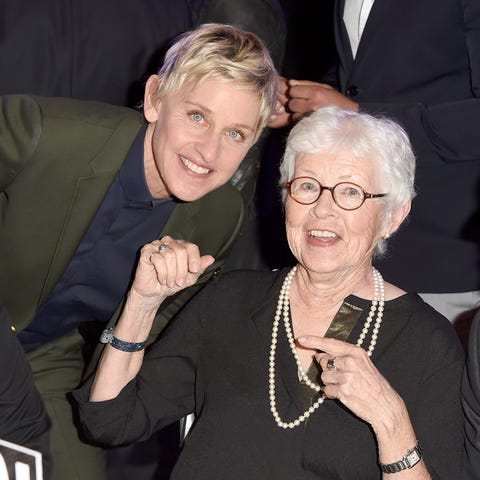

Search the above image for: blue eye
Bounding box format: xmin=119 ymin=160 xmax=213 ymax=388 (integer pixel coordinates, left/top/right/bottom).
xmin=343 ymin=185 xmax=362 ymax=197
xmin=191 ymin=112 xmax=203 ymax=122
xmin=300 ymin=181 xmax=318 ymax=192
xmin=226 ymin=129 xmax=246 ymax=142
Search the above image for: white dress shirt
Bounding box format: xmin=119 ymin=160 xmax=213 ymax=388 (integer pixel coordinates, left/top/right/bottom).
xmin=343 ymin=0 xmax=375 ymax=58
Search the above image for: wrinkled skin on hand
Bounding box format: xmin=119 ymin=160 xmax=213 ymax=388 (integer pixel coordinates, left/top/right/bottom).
xmin=130 ymin=236 xmax=215 ymax=310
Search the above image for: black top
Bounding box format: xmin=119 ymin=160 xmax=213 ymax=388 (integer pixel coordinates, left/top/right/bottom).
xmin=75 ymin=269 xmax=464 ymax=479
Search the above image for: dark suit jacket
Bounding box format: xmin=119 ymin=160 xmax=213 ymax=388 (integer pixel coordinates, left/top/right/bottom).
xmin=331 ymin=0 xmax=480 ymax=293
xmin=0 ymin=95 xmax=245 ymax=348
xmin=0 ymin=0 xmax=193 ymax=107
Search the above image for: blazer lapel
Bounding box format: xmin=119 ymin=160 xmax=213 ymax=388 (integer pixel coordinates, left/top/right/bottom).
xmin=39 ymin=172 xmax=120 ymax=306
xmin=348 ymin=0 xmax=393 ymax=66
xmin=334 ymin=0 xmax=355 ymax=69
xmin=335 ymin=0 xmax=394 ymax=70
xmin=159 ymin=200 xmax=197 ymax=241
xmin=38 ymin=120 xmax=143 ymax=307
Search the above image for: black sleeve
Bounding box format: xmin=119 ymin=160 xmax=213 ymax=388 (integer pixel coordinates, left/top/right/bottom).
xmin=462 ymin=310 xmax=480 ymax=479
xmin=73 ymin=283 xmax=209 ymax=446
xmin=0 ymin=302 xmax=52 ymax=477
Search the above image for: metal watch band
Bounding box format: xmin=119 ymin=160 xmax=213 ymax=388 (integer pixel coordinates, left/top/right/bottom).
xmin=99 ymin=327 xmax=146 ymax=352
xmin=379 ymin=442 xmax=423 ymax=474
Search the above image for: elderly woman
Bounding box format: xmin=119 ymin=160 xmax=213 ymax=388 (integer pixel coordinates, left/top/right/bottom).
xmin=74 ymin=106 xmax=464 ymax=479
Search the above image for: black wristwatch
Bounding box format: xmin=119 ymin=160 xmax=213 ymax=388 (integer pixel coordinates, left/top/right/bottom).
xmin=379 ymin=442 xmax=423 ymax=474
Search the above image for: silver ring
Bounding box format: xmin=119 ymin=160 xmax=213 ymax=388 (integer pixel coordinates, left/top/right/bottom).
xmin=326 ymin=357 xmax=337 ymax=370
xmin=158 ymin=243 xmax=169 ymax=253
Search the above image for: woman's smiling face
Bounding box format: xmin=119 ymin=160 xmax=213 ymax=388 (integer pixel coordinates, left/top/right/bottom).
xmin=285 ymin=150 xmax=387 ymax=278
xmin=142 ymin=76 xmax=261 ymax=201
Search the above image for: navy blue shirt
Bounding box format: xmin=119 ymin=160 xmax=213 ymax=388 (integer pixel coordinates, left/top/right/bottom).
xmin=18 ymin=126 xmax=176 ymax=351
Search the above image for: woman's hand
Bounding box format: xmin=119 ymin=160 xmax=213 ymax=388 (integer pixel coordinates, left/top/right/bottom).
xmin=90 ymin=237 xmax=214 ymax=402
xmin=298 ymin=335 xmax=430 ymax=478
xmin=297 ymin=336 xmax=406 ymax=431
xmin=129 ymin=236 xmax=215 ymax=310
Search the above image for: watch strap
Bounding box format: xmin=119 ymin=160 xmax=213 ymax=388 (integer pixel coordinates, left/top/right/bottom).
xmin=100 ymin=327 xmax=146 ymax=352
xmin=379 ymin=442 xmax=423 ymax=474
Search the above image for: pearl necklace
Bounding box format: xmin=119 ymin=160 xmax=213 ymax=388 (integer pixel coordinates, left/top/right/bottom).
xmin=269 ymin=265 xmax=385 ymax=429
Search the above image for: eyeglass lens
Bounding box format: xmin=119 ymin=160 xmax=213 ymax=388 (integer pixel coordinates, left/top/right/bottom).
xmin=289 ymin=177 xmax=366 ymax=209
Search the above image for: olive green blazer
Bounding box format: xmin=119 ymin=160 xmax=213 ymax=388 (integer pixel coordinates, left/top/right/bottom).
xmin=0 ymin=95 xmax=245 ymax=344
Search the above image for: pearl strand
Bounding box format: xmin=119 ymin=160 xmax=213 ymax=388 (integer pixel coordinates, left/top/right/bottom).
xmin=269 ymin=265 xmax=385 ymax=429
xmin=356 ymin=268 xmax=385 ymax=356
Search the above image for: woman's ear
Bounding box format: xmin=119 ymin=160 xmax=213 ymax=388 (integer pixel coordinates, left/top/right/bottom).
xmin=385 ymin=201 xmax=412 ymax=238
xmin=143 ymin=75 xmax=161 ymax=122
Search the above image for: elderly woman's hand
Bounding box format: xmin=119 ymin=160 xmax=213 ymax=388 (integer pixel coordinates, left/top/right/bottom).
xmin=297 ymin=336 xmax=407 ymax=431
xmin=129 ymin=236 xmax=215 ymax=310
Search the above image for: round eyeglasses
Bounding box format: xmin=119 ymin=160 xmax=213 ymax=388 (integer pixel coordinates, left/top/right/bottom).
xmin=283 ymin=176 xmax=388 ymax=211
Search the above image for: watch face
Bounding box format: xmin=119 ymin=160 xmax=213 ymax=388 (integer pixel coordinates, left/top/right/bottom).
xmin=406 ymin=448 xmax=421 ymax=467
xmin=380 ymin=444 xmax=422 ymax=473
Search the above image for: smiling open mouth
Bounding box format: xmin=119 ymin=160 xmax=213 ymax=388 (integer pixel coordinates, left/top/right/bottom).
xmin=309 ymin=229 xmax=338 ymax=239
xmin=181 ymin=156 xmax=210 ymax=175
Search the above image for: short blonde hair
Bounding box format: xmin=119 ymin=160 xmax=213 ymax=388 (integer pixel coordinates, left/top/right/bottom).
xmin=153 ymin=23 xmax=279 ymax=142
